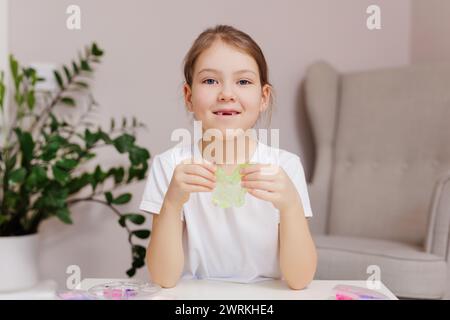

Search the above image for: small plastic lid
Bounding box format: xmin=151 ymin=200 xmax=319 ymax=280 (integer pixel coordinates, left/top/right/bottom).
xmin=87 ymin=279 xmax=161 ymax=300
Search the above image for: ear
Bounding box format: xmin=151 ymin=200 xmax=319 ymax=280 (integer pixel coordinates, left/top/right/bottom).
xmin=259 ymin=84 xmax=272 ymax=113
xmin=183 ymin=82 xmax=194 ymax=112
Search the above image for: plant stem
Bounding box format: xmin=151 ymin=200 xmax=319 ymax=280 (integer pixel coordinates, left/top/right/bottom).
xmin=67 ymin=197 xmax=134 ymax=244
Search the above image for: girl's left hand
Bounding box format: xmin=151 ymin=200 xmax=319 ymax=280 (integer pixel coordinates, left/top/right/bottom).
xmin=240 ymin=164 xmax=301 ymax=212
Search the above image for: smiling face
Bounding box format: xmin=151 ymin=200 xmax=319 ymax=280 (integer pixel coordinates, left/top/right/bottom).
xmin=184 ymin=40 xmax=271 ymax=139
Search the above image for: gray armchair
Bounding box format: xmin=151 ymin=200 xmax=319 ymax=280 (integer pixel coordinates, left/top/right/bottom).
xmin=304 ymin=61 xmax=450 ymax=299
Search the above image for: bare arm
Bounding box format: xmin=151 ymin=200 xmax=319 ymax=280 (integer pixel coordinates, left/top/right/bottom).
xmin=145 ymin=159 xmax=216 ymax=288
xmin=146 ymin=200 xmax=184 ymax=288
xmin=239 ymin=163 xmax=317 ymax=290
xmin=279 ymin=203 xmax=317 ymax=290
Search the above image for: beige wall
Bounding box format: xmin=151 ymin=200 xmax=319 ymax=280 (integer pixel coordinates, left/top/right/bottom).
xmin=6 ymin=0 xmax=411 ymax=287
xmin=0 ymin=0 xmax=7 ymax=73
xmin=411 ymin=0 xmax=450 ymax=63
xmin=0 ymin=0 xmax=9 ymax=155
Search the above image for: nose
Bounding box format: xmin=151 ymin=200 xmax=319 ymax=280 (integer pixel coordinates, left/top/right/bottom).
xmin=218 ymin=84 xmax=236 ymax=102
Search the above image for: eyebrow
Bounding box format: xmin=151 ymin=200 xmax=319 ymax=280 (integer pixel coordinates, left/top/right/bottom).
xmin=197 ymin=68 xmax=257 ymax=76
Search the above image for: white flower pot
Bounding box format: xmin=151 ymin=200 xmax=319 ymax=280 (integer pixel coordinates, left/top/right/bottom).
xmin=0 ymin=233 xmax=40 ymax=292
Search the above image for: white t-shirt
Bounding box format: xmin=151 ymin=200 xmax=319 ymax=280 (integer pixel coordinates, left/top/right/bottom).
xmin=139 ymin=139 xmax=313 ymax=283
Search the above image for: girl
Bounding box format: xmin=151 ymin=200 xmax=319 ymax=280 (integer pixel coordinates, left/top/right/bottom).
xmin=140 ymin=25 xmax=317 ymax=290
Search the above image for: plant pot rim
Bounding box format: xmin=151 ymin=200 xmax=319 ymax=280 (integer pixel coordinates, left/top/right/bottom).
xmin=0 ymin=233 xmax=39 ymax=239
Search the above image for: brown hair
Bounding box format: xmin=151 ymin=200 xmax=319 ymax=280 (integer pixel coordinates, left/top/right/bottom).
xmin=183 ymin=25 xmax=274 ymax=128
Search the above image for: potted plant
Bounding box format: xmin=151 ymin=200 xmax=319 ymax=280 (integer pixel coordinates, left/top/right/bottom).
xmin=0 ymin=43 xmax=151 ymax=291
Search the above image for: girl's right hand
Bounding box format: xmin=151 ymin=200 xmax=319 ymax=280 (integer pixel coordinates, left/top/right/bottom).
xmin=165 ymin=158 xmax=217 ymax=208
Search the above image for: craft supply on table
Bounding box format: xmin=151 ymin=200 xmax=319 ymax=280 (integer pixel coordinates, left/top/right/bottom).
xmin=57 ymin=280 xmax=161 ymax=300
xmin=329 ymin=284 xmax=391 ymax=300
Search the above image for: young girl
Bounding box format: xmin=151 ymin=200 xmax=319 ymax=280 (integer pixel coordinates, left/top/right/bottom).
xmin=140 ymin=25 xmax=317 ymax=290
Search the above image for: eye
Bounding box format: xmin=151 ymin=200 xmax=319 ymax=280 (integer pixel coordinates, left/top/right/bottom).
xmin=202 ymin=78 xmax=218 ymax=85
xmin=238 ymin=79 xmax=252 ymax=85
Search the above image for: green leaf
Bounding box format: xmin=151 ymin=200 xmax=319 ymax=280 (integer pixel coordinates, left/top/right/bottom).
xmin=80 ymin=60 xmax=91 ymax=71
xmin=0 ymin=215 xmax=10 ymax=226
xmin=49 ymin=113 xmax=59 ymax=132
xmin=34 ymin=186 xmax=68 ymax=210
xmin=132 ymin=259 xmax=145 ymax=268
xmin=26 ymin=90 xmax=35 ymax=110
xmin=74 ymin=81 xmax=89 ymax=88
xmin=40 ymin=135 xmax=68 ymax=161
xmin=9 ymin=168 xmax=27 ymax=184
xmin=105 ymin=191 xmax=113 ymax=204
xmin=52 ymin=165 xmax=70 ymax=185
xmin=113 ymin=134 xmax=135 ymax=153
xmin=127 ymin=163 xmax=148 ymax=182
xmin=84 ymin=129 xmax=100 ymax=148
xmin=23 ymin=67 xmax=35 ymax=78
xmin=56 ymin=207 xmax=73 ymax=224
xmin=40 ymin=142 xmax=59 ymax=161
xmin=15 ymin=129 xmax=35 ymax=166
xmin=6 ymin=154 xmax=17 ymax=170
xmin=15 ymin=91 xmax=24 ymax=106
xmin=0 ymin=71 xmax=6 ymax=109
xmin=10 ymin=55 xmax=18 ymax=79
xmin=72 ymin=61 xmax=79 ymax=75
xmin=98 ymin=130 xmax=112 ymax=144
xmin=60 ymin=97 xmax=76 ymax=106
xmin=56 ymin=158 xmax=78 ymax=170
xmin=112 ymin=167 xmax=124 ymax=184
xmin=3 ymin=190 xmax=20 ymax=210
xmin=63 ymin=65 xmax=72 ymax=82
xmin=94 ymin=165 xmax=107 ymax=182
xmin=119 ymin=214 xmax=145 ymax=226
xmin=9 ymin=55 xmax=20 ymax=90
xmin=53 ymin=70 xmax=64 ymax=89
xmin=66 ymin=173 xmax=90 ymax=194
xmin=112 ymin=193 xmax=132 ymax=205
xmin=132 ymin=245 xmax=147 ymax=259
xmin=88 ymin=166 xmax=105 ymax=191
xmin=132 ymin=230 xmax=150 ymax=239
xmin=91 ymin=43 xmax=104 ymax=57
xmin=126 ymin=268 xmax=136 ymax=277
xmin=24 ymin=67 xmax=38 ymax=85
xmin=129 ymin=146 xmax=150 ymax=165
xmin=25 ymin=166 xmax=48 ymax=190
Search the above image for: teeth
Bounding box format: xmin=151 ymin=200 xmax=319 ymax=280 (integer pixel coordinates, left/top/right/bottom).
xmin=215 ymin=111 xmax=239 ymax=116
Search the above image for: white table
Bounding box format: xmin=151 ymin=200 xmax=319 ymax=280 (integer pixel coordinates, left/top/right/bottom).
xmin=0 ymin=280 xmax=58 ymax=300
xmin=78 ymin=278 xmax=398 ymax=300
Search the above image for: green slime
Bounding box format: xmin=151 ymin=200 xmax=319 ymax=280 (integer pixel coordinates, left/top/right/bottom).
xmin=212 ymin=163 xmax=250 ymax=208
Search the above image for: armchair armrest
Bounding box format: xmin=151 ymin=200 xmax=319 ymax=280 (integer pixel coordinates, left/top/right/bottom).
xmin=425 ymin=171 xmax=450 ymax=260
xmin=304 ymin=61 xmax=340 ymax=236
xmin=307 ymin=178 xmax=330 ymax=235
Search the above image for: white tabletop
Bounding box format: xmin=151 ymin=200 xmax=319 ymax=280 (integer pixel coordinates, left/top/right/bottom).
xmin=78 ymin=278 xmax=398 ymax=300
xmin=0 ymin=280 xmax=58 ymax=300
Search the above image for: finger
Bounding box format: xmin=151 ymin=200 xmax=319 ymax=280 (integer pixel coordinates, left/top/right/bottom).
xmin=184 ymin=158 xmax=217 ymax=175
xmin=241 ymin=180 xmax=276 ymax=192
xmin=240 ymin=163 xmax=275 ymax=175
xmin=247 ymin=188 xmax=274 ymax=202
xmin=242 ymin=171 xmax=277 ymax=182
xmin=185 ymin=165 xmax=216 ymax=182
xmin=239 ymin=164 xmax=264 ymax=175
xmin=199 ymin=161 xmax=217 ymax=175
xmin=184 ymin=184 xmax=214 ymax=193
xmin=184 ymin=174 xmax=216 ymax=189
